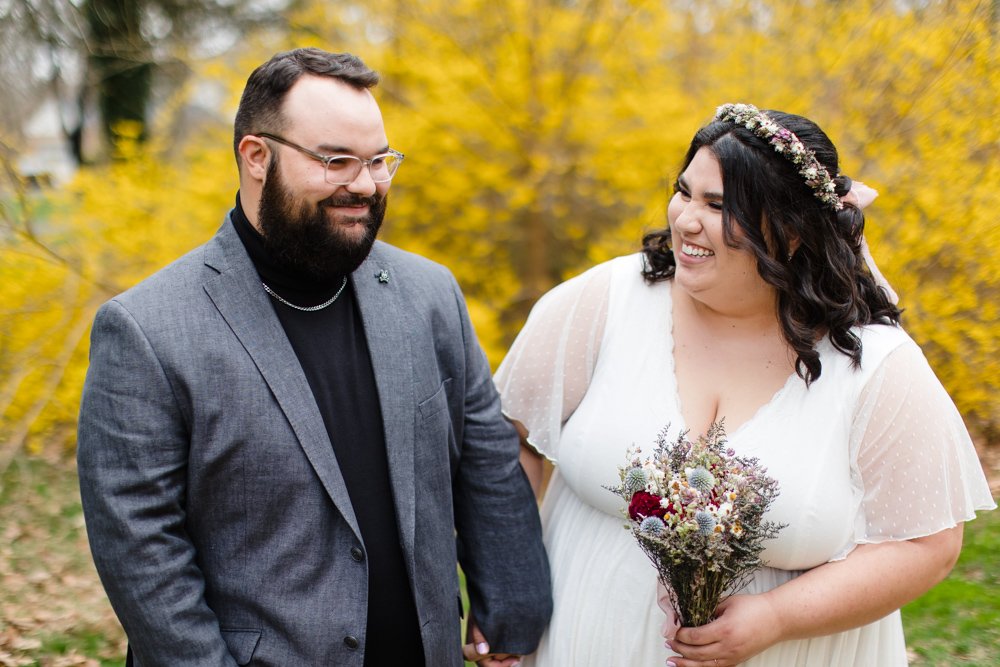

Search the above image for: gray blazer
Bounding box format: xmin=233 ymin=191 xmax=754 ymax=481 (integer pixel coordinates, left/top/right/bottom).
xmin=77 ymin=218 xmax=552 ymax=666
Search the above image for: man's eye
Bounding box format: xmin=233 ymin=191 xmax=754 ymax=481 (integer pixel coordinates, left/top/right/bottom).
xmin=326 ymin=157 xmax=356 ymax=170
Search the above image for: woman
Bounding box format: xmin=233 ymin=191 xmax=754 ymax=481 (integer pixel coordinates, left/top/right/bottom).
xmin=494 ymin=104 xmax=995 ymax=666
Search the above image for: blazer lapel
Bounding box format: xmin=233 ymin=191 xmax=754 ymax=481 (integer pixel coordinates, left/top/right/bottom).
xmin=353 ymin=244 xmax=417 ymax=574
xmin=201 ymin=219 xmax=362 ymax=540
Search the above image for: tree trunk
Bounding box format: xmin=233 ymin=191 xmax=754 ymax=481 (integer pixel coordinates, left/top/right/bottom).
xmin=83 ymin=0 xmax=152 ymax=151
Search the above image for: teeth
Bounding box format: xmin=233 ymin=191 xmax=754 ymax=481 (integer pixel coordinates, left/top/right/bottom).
xmin=682 ymin=243 xmax=714 ymax=257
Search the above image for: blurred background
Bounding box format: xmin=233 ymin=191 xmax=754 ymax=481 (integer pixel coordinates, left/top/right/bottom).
xmin=1 ymin=0 xmax=997 ymax=664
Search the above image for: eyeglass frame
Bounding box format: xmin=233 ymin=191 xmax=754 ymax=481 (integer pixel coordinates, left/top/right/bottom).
xmin=253 ymin=132 xmax=404 ymax=185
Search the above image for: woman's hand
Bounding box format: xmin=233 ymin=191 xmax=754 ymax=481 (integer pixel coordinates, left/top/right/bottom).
xmin=461 ymin=617 xmax=522 ymax=667
xmin=664 ymin=594 xmax=781 ymax=667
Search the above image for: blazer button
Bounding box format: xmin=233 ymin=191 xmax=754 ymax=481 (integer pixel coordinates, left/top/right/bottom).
xmin=350 ymin=547 xmax=364 ymax=562
xmin=344 ymin=635 xmax=360 ymax=650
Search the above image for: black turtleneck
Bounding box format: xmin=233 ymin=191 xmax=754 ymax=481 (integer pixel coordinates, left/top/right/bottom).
xmin=230 ymin=195 xmax=424 ymax=666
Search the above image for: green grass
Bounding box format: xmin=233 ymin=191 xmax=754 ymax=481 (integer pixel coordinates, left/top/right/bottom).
xmin=0 ymin=452 xmax=996 ymax=665
xmin=902 ymin=507 xmax=1000 ymax=665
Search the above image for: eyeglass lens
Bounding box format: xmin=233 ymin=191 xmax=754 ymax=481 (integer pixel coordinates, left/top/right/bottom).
xmin=325 ymin=154 xmax=401 ymax=185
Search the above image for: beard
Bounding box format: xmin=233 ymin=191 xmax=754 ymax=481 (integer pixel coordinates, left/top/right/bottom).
xmin=256 ymin=156 xmax=387 ymax=283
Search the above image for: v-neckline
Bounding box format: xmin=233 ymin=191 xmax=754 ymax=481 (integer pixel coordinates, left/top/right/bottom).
xmin=663 ymin=282 xmax=801 ymax=441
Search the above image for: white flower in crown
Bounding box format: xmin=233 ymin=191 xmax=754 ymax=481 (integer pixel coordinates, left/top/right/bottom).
xmin=714 ymin=102 xmax=844 ymax=212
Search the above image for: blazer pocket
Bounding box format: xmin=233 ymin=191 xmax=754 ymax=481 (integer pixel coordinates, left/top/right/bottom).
xmin=220 ymin=628 xmax=261 ymax=666
xmin=417 ymin=378 xmax=452 ymax=421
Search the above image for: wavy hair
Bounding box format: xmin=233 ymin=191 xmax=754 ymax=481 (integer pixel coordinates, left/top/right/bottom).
xmin=642 ymin=110 xmax=901 ymax=384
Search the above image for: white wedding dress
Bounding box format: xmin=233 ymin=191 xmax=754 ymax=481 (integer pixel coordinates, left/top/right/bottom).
xmin=495 ymin=254 xmax=996 ymax=667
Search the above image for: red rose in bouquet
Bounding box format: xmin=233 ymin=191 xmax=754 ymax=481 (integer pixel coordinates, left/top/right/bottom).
xmin=628 ymin=490 xmax=666 ymax=521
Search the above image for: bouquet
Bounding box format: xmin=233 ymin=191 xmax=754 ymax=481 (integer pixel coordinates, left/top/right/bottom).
xmin=607 ymin=421 xmax=783 ymax=627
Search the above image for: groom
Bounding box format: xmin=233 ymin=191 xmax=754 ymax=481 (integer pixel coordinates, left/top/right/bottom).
xmin=77 ymin=47 xmax=551 ymax=666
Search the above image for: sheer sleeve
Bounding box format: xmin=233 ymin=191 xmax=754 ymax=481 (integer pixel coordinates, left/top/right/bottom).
xmin=849 ymin=341 xmax=997 ymax=545
xmin=493 ymin=261 xmax=613 ymax=463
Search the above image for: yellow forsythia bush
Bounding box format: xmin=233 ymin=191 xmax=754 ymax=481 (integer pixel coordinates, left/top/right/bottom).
xmin=1 ymin=0 xmax=996 ymax=457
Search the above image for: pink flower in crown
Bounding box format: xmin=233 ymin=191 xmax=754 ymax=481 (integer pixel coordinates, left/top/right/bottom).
xmin=715 ymin=102 xmax=844 ymax=211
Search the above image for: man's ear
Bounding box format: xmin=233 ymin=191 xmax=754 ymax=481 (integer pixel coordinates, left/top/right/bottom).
xmin=237 ymin=135 xmax=271 ymax=182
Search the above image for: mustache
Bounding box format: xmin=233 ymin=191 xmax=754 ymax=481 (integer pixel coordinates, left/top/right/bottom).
xmin=320 ymin=194 xmax=382 ymax=208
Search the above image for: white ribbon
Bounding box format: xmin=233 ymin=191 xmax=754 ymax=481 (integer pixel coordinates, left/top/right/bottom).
xmin=843 ymin=181 xmax=899 ymax=305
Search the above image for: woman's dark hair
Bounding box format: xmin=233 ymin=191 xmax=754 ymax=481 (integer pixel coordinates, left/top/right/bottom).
xmin=232 ymin=48 xmax=379 ymax=165
xmin=642 ymin=110 xmax=901 ymax=384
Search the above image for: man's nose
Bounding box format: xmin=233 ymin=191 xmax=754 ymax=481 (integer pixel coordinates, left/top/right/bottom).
xmin=345 ymin=163 xmax=378 ymax=196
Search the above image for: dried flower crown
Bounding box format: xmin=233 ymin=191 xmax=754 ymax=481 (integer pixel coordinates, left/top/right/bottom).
xmin=715 ymin=103 xmax=843 ymax=211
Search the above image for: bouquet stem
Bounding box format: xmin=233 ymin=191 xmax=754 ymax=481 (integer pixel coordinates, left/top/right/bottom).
xmin=665 ymin=561 xmax=730 ymax=627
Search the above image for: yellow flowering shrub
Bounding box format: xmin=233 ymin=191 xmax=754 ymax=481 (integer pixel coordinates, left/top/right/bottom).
xmin=1 ymin=0 xmax=996 ymax=461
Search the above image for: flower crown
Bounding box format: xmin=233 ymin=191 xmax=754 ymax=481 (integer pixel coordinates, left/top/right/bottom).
xmin=715 ymin=103 xmax=843 ymax=211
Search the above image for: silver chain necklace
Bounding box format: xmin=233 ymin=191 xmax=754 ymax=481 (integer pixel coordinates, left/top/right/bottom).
xmin=262 ymin=276 xmax=348 ymax=312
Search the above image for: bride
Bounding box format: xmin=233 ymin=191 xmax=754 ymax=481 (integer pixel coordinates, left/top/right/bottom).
xmin=494 ymin=104 xmax=996 ymax=666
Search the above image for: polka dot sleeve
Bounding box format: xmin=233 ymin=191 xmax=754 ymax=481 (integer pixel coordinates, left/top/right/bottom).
xmin=493 ymin=261 xmax=613 ymax=463
xmin=850 ymin=341 xmax=996 ymax=544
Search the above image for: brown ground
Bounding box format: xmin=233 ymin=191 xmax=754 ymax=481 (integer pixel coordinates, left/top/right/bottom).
xmin=976 ymin=439 xmax=1000 ymax=496
xmin=0 ymin=450 xmax=125 ymax=666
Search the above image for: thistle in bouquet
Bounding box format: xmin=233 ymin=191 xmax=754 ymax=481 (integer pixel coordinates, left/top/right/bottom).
xmin=608 ymin=421 xmax=784 ymax=627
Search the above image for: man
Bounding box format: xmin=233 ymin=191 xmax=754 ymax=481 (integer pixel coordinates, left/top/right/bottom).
xmin=77 ymin=47 xmax=551 ymax=666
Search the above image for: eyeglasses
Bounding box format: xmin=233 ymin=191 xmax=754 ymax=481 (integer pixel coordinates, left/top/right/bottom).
xmin=254 ymin=132 xmax=404 ymax=185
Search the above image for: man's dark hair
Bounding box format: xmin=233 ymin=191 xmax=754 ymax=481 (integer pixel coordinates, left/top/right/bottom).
xmin=642 ymin=110 xmax=901 ymax=385
xmin=233 ymin=48 xmax=379 ymax=166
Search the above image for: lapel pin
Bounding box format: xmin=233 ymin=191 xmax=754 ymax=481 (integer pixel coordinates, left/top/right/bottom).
xmin=376 ymin=269 xmax=390 ymax=284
